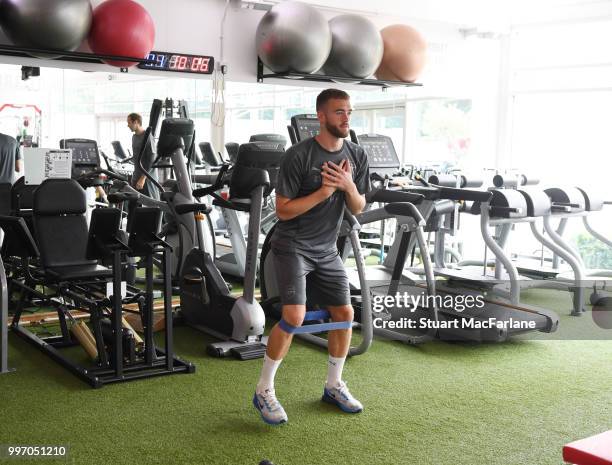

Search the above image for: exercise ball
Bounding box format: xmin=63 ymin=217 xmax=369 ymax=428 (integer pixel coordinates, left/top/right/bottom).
xmin=256 ymin=1 xmax=331 ymax=74
xmin=375 ymin=61 xmax=401 ymax=81
xmin=375 ymin=24 xmax=427 ymax=83
xmin=322 ymin=15 xmax=383 ymax=79
xmin=0 ymin=0 xmax=92 ymax=55
xmin=592 ymin=297 xmax=612 ymax=330
xmin=88 ymin=0 xmax=155 ymax=68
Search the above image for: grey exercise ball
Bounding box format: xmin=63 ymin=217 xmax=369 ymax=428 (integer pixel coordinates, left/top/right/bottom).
xmin=0 ymin=0 xmax=92 ymax=53
xmin=256 ymin=1 xmax=331 ymax=74
xmin=322 ymin=14 xmax=383 ymax=79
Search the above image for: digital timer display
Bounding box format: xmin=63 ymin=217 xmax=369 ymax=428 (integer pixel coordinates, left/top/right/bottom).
xmin=137 ymin=51 xmax=215 ymax=74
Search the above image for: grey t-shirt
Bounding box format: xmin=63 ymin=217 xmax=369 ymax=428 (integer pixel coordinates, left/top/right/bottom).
xmin=131 ymin=132 xmax=155 ymax=184
xmin=0 ymin=133 xmax=21 ymax=184
xmin=131 ymin=131 xmax=159 ymax=200
xmin=272 ymin=137 xmax=370 ymax=255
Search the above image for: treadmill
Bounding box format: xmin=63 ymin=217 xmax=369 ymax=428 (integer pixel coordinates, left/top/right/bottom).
xmin=281 ymin=115 xmax=558 ymax=342
xmin=354 ymin=134 xmax=559 ymax=342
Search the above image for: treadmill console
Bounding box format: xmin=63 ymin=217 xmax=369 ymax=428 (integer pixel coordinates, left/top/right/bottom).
xmin=356 ymin=134 xmax=401 ymax=179
xmin=199 ymin=142 xmax=224 ymax=167
xmin=235 ymin=141 xmax=285 ymax=190
xmin=111 ymin=141 xmax=128 ymax=161
xmin=290 ymin=114 xmax=320 ymax=142
xmin=60 ymin=138 xmax=100 ymax=179
xmin=225 ymin=142 xmax=239 ymax=164
xmin=250 ymin=133 xmax=287 ymax=149
xmin=157 ymin=118 xmax=194 ymax=159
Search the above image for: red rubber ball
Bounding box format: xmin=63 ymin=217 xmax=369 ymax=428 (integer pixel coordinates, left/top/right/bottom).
xmin=88 ymin=0 xmax=155 ymax=67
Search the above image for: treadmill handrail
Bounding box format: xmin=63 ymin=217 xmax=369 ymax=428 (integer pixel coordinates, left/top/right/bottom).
xmin=366 ymin=188 xmax=424 ymax=205
xmin=415 ymin=175 xmax=492 ymax=202
xmin=77 ymin=167 xmax=129 ymax=183
xmin=437 ymin=186 xmax=492 ymax=202
xmin=384 ymin=202 xmax=426 ymax=226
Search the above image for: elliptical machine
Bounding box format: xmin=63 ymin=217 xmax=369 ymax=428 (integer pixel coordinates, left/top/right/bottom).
xmin=179 ymin=141 xmax=284 ymax=359
xmin=116 ymin=100 xmax=216 ymax=283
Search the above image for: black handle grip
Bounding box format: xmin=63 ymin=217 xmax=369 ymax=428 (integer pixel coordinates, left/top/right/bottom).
xmin=414 ymin=174 xmax=430 ymax=187
xmin=175 ymin=203 xmax=212 ymax=215
xmin=107 ymin=192 xmax=139 ymax=204
xmin=490 ymin=206 xmax=522 ymax=216
xmin=97 ymin=168 xmax=128 ymax=182
xmin=192 ymin=185 xmax=219 ymax=199
xmin=551 ymin=204 xmax=572 ymax=213
xmin=193 ymin=164 xmax=231 ymax=198
xmin=554 ymin=202 xmax=580 ymax=208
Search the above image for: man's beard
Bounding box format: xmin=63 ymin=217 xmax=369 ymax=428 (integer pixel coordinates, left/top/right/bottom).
xmin=326 ymin=122 xmax=349 ymax=139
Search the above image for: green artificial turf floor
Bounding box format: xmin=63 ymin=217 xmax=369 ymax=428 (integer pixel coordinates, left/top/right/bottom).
xmin=1 ymin=288 xmax=611 ymax=465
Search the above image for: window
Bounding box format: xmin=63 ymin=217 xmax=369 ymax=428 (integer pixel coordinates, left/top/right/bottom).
xmin=405 ymin=99 xmax=472 ymax=169
xmin=506 ymin=18 xmax=612 ymax=262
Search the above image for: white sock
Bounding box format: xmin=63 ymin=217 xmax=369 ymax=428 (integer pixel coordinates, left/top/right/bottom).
xmin=257 ymin=354 xmax=282 ymax=393
xmin=326 ymin=355 xmax=346 ymax=387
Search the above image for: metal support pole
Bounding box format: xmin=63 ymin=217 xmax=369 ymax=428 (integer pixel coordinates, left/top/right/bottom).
xmin=1 ymin=255 xmax=13 ymax=374
xmin=480 ymin=204 xmax=520 ymax=304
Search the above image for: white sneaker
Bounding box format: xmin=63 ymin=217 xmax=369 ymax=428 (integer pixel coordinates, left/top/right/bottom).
xmin=253 ymin=389 xmax=288 ymax=425
xmin=322 ymin=381 xmax=363 ymax=413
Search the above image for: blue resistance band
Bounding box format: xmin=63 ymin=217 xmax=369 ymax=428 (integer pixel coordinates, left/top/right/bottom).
xmin=279 ymin=309 xmax=352 ymax=335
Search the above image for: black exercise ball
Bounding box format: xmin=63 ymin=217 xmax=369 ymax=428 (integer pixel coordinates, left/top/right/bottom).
xmin=256 ymin=1 xmax=331 ymax=74
xmin=0 ymin=0 xmax=92 ymax=53
xmin=322 ymin=14 xmax=383 ymax=79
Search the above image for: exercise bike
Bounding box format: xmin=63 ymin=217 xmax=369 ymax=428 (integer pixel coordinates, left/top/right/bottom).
xmin=177 ymin=137 xmax=284 ymax=359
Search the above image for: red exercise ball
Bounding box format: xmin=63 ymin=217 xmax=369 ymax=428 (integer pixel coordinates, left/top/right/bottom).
xmin=88 ymin=0 xmax=155 ymax=68
xmin=375 ymin=24 xmax=427 ymax=83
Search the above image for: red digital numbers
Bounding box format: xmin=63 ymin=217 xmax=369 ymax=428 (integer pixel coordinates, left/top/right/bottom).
xmin=176 ymin=55 xmax=188 ymax=70
xmin=199 ymin=58 xmax=210 ymax=72
xmin=169 ymin=55 xmax=188 ymax=69
xmin=191 ymin=57 xmax=202 ymax=71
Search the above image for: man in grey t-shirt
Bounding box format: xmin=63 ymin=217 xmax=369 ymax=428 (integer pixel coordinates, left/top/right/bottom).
xmin=253 ymin=89 xmax=370 ymax=425
xmin=127 ymin=113 xmax=158 ymax=200
xmin=0 ymin=132 xmax=22 ymax=185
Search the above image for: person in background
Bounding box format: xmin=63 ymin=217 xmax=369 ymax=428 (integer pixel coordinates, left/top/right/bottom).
xmin=127 ymin=112 xmax=158 ymax=200
xmin=0 ymin=131 xmax=22 ymax=185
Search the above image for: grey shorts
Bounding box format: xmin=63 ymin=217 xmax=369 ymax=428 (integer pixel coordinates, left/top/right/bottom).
xmin=272 ymin=248 xmax=350 ymax=307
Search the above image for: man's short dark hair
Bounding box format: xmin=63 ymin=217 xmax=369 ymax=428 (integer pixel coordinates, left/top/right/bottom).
xmin=316 ymin=89 xmax=350 ymax=111
xmin=127 ymin=113 xmax=142 ymax=125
